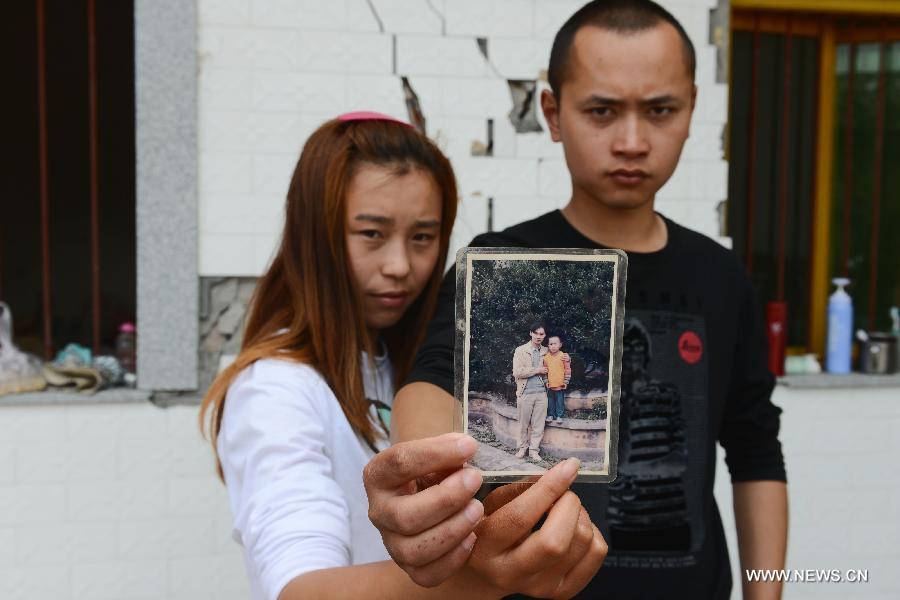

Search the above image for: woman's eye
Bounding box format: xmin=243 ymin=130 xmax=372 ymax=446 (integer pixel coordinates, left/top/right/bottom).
xmin=412 ymin=233 xmax=436 ymax=243
xmin=359 ymin=229 xmax=382 ymax=239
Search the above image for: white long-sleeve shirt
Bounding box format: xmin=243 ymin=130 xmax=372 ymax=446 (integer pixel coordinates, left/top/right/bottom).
xmin=218 ymin=355 xmax=393 ymax=600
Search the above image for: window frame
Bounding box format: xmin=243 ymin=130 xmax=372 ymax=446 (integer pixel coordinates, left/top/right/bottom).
xmin=730 ymin=3 xmax=900 ymax=357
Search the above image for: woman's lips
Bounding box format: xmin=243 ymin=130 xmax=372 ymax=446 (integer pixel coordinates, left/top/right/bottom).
xmin=609 ymin=169 xmax=648 ymax=186
xmin=371 ymin=292 xmax=408 ymax=308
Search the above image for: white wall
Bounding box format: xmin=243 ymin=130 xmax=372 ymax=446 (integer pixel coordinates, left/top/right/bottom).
xmin=3 ymin=383 xmax=898 ymax=599
xmin=197 ymin=0 xmax=729 ymax=276
xmin=713 ymin=384 xmax=900 ymax=599
xmin=0 ymin=403 xmax=248 ymax=600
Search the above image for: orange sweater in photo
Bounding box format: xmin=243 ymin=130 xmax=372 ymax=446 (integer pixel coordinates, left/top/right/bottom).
xmin=543 ymin=351 xmax=571 ymax=389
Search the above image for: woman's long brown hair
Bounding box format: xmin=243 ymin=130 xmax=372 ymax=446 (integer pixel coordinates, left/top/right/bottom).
xmin=199 ymin=118 xmax=458 ymax=477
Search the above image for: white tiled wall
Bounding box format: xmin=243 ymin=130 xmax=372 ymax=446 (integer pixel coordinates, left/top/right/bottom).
xmin=714 ymin=385 xmax=900 ymax=600
xmin=3 ymin=384 xmax=898 ymax=598
xmin=0 ymin=404 xmax=249 ymax=600
xmin=197 ymin=0 xmax=729 ymax=276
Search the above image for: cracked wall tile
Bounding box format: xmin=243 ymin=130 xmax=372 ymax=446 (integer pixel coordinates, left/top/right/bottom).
xmin=370 ymin=0 xmax=443 ymax=34
xmin=507 ymin=80 xmax=543 ymax=134
xmin=298 ymin=31 xmax=394 ymax=75
xmin=346 ymin=75 xmax=408 ymax=119
xmin=198 ymin=0 xmax=733 ymax=274
xmin=396 ymin=35 xmax=493 ymax=77
xmin=401 ymin=76 xmax=427 ymax=132
xmin=489 ymin=39 xmax=551 ymax=80
xmin=444 ymin=0 xmax=534 ymax=38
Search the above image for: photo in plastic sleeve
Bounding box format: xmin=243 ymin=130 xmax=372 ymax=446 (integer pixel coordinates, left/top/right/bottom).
xmin=454 ymin=248 xmax=626 ymax=483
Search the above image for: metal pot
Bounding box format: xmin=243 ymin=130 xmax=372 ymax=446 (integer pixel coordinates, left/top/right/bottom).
xmin=858 ymin=333 xmax=898 ymax=375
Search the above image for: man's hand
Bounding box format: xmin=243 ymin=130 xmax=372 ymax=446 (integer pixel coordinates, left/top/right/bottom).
xmin=536 ymin=366 xmax=549 ymax=375
xmin=364 ymin=433 xmax=484 ymax=587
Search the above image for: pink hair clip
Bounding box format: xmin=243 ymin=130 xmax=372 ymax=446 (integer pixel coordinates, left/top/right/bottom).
xmin=337 ymin=111 xmax=413 ymax=127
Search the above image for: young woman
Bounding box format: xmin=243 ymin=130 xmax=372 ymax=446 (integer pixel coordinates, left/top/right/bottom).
xmin=199 ymin=113 xmax=489 ymax=600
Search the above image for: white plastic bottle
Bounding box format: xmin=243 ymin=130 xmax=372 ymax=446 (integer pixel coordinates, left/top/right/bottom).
xmin=826 ymin=278 xmax=853 ymax=374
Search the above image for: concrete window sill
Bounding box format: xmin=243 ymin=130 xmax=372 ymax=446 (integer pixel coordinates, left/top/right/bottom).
xmin=0 ymin=388 xmax=153 ymax=407
xmin=777 ymin=373 xmax=900 ymax=389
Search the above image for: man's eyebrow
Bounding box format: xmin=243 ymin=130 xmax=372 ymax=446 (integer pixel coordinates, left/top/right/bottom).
xmin=579 ymin=94 xmax=683 ymax=107
xmin=641 ymin=95 xmax=682 ymax=106
xmin=415 ymin=219 xmax=441 ymax=228
xmin=580 ymin=95 xmax=624 ymax=107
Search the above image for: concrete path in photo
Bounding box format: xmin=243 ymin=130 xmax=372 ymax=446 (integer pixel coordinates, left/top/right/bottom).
xmin=474 ymin=441 xmax=608 ymax=474
xmin=474 ymin=443 xmax=545 ymax=472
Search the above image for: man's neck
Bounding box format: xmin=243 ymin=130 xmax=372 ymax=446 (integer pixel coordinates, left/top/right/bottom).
xmin=561 ymin=189 xmax=668 ymax=253
xmin=531 ymin=341 xmax=542 ymax=349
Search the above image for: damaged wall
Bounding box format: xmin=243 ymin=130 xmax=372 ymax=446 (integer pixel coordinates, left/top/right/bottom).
xmin=195 ymin=0 xmax=732 ymax=381
xmin=198 ymin=277 xmax=257 ymax=391
xmin=197 ymin=0 xmax=732 ymax=279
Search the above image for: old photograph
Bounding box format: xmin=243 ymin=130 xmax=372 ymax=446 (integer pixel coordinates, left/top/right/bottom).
xmin=455 ymin=248 xmax=626 ymax=481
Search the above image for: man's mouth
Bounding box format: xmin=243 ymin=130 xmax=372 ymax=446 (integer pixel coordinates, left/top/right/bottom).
xmin=609 ymin=169 xmax=648 ymax=186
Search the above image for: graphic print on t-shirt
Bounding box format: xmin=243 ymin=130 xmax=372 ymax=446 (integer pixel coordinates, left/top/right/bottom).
xmin=604 ymin=308 xmax=708 ymax=569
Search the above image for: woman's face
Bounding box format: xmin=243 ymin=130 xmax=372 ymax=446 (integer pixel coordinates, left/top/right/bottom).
xmin=345 ymin=163 xmax=443 ymax=333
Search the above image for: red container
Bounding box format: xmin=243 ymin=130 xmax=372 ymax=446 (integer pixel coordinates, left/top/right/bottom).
xmin=766 ymin=301 xmax=788 ymax=376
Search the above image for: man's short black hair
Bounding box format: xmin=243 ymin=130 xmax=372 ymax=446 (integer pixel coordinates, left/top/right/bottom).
xmin=548 ymin=0 xmax=696 ymax=98
xmin=529 ymin=321 xmax=547 ymax=334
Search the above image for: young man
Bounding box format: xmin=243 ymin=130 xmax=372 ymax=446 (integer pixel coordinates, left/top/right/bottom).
xmin=366 ymin=1 xmax=788 ymax=598
xmin=511 ymin=323 xmax=550 ymax=460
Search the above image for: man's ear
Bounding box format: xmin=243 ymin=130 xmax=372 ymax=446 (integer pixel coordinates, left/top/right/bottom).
xmin=690 ymin=84 xmax=697 ymax=111
xmin=540 ymin=89 xmax=562 ymax=142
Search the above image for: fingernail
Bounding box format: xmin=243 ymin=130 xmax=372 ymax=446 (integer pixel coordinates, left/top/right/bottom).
xmin=465 ymin=499 xmax=483 ymax=524
xmin=560 ymin=457 xmax=580 ymax=480
xmin=456 ymin=435 xmax=478 ymax=457
xmin=461 ymin=467 xmax=482 ymax=492
xmin=461 ymin=532 xmax=477 ymax=553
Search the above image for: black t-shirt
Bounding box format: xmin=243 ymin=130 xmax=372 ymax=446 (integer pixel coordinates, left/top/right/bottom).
xmin=406 ymin=210 xmax=786 ymax=599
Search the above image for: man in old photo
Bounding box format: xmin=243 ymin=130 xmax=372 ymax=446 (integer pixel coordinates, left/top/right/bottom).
xmin=511 ymin=322 xmax=550 ymax=460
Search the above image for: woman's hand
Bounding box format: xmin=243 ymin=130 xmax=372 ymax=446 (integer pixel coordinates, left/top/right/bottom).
xmin=363 ymin=433 xmax=485 ymax=587
xmin=468 ymin=460 xmax=607 ymax=599
xmin=364 ymin=435 xmax=607 ymax=596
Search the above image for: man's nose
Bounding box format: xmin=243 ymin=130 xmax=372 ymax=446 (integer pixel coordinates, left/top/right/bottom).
xmin=611 ymin=113 xmax=650 ymax=157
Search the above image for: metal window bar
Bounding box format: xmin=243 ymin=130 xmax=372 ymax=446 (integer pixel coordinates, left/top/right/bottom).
xmin=776 ymin=18 xmax=794 ymax=301
xmin=745 ymin=14 xmax=761 ymax=274
xmin=88 ymin=0 xmax=101 ymax=354
xmin=806 ymin=20 xmax=824 ymax=329
xmin=841 ymin=38 xmax=856 ymax=279
xmin=868 ymin=36 xmax=887 ymax=330
xmin=36 ymin=0 xmax=53 ymax=361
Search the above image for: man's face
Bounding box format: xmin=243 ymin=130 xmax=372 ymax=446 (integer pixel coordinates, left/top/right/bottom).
xmin=530 ymin=327 xmax=546 ymax=345
xmin=542 ymin=23 xmax=696 ymax=210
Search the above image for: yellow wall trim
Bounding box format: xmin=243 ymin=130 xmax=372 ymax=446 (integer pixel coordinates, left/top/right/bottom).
xmin=732 ymin=0 xmax=900 ymax=16
xmin=809 ymin=25 xmax=837 ymax=358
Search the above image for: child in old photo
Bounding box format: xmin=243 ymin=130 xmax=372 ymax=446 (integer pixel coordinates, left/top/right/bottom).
xmin=511 ymin=323 xmax=549 ymax=460
xmin=544 ymin=334 xmax=571 ymax=423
